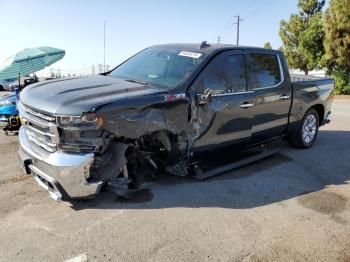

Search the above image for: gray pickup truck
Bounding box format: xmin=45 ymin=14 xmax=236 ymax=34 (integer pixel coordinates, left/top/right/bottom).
xmin=17 ymin=43 xmax=334 ymax=200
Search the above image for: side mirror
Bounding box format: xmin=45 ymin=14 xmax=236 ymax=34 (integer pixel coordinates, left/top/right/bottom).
xmin=196 ymin=88 xmax=212 ymax=105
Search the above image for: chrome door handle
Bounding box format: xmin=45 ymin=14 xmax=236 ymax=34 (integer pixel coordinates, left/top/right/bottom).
xmin=240 ymin=103 xmax=254 ymax=108
xmin=280 ymin=95 xmax=290 ymax=100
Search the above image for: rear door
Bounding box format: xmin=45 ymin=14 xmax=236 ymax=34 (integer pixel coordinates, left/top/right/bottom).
xmin=191 ymin=50 xmax=255 ymax=151
xmin=246 ymin=52 xmax=291 ymax=143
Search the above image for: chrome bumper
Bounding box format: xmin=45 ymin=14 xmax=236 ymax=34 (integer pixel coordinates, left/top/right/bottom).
xmin=18 ymin=127 xmax=104 ymax=200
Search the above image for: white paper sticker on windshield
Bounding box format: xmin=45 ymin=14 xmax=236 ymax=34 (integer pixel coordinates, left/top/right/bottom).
xmin=178 ymin=51 xmax=202 ymax=59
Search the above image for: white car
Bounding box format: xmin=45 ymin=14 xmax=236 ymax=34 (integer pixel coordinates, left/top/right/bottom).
xmin=7 ymin=81 xmax=19 ymax=91
xmin=0 ymin=78 xmax=18 ymax=91
xmin=0 ymin=77 xmax=37 ymax=91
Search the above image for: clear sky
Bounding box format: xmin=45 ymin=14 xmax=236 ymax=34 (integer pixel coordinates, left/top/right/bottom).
xmin=0 ymin=0 xmax=301 ymax=76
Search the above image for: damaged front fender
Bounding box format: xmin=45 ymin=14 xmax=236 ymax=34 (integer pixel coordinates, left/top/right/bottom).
xmin=92 ymin=93 xmax=195 ymax=184
xmin=97 ymin=95 xmax=190 ymax=139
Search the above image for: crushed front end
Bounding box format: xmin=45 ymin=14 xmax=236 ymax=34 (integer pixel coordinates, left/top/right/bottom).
xmin=17 ymin=102 xmax=117 ymax=200
xmin=17 ymin=99 xmax=188 ymax=201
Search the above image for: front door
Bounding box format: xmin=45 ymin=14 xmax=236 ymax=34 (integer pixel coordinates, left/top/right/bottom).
xmin=190 ymin=50 xmax=255 ymax=152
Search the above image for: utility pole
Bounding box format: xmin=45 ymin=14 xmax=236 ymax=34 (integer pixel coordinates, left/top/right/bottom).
xmin=103 ymin=21 xmax=106 ymax=73
xmin=234 ymin=15 xmax=242 ymax=45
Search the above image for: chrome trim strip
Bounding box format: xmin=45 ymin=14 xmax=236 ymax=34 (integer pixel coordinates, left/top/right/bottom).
xmin=212 ymin=90 xmax=254 ymax=97
xmin=21 ymin=103 xmax=55 ymax=122
xmin=26 ymin=129 xmax=57 ymax=152
xmin=240 ymin=103 xmax=254 ymax=108
xmin=26 ymin=124 xmax=55 ymax=138
xmin=279 ymin=95 xmax=290 ymax=100
xmin=18 ymin=102 xmax=55 ymax=130
xmin=19 ymin=102 xmax=60 ymax=148
xmin=19 ymin=127 xmax=94 ymax=167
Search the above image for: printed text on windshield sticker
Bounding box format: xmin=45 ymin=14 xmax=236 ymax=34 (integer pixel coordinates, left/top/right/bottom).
xmin=178 ymin=51 xmax=202 ymax=59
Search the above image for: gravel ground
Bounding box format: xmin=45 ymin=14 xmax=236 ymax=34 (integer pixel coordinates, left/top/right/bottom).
xmin=0 ymin=99 xmax=349 ymax=262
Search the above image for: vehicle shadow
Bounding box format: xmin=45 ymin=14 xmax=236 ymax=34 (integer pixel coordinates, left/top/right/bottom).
xmin=70 ymin=130 xmax=350 ymax=211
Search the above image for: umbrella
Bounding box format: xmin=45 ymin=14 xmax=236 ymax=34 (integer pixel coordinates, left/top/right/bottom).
xmin=0 ymin=46 xmax=65 ymax=81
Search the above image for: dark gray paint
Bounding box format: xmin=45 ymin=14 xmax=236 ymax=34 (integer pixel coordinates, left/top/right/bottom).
xmin=20 ymin=75 xmax=166 ymax=115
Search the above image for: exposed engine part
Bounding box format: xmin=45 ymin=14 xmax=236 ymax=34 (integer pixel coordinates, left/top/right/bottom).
xmin=88 ymin=142 xmax=128 ymax=183
xmin=90 ymin=129 xmax=189 ymax=195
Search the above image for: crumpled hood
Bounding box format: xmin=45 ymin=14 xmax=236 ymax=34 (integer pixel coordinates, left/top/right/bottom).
xmin=19 ymin=75 xmax=166 ymax=115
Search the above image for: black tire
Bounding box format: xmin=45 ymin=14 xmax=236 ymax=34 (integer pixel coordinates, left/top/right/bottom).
xmin=289 ymin=108 xmax=319 ymax=149
xmin=0 ymin=85 xmax=4 ymax=91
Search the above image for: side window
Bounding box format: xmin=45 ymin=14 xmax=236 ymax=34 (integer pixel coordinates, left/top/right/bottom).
xmin=193 ymin=54 xmax=247 ymax=95
xmin=247 ymin=53 xmax=281 ymax=89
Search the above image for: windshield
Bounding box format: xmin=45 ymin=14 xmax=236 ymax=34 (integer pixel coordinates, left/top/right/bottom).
xmin=110 ymin=47 xmax=206 ymax=89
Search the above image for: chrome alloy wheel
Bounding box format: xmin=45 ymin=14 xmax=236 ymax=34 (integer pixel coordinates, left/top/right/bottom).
xmin=302 ymin=114 xmax=317 ymax=144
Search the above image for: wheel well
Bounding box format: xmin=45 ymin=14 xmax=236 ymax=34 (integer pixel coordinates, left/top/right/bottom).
xmin=312 ymin=104 xmax=324 ymax=123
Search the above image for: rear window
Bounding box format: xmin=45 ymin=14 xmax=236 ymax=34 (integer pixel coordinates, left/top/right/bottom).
xmin=247 ymin=54 xmax=281 ymax=89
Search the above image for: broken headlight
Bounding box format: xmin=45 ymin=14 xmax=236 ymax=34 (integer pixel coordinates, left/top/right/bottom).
xmin=56 ymin=113 xmax=105 ymax=153
xmin=56 ymin=113 xmax=104 ymax=127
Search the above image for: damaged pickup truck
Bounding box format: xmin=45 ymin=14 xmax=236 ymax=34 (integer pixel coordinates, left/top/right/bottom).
xmin=18 ymin=43 xmax=334 ymax=200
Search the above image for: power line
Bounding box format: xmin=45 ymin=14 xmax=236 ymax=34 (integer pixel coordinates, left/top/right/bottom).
xmin=239 ymin=0 xmax=269 ymax=17
xmin=221 ymin=23 xmax=236 ymax=41
xmin=221 ymin=15 xmax=243 ymax=45
xmin=218 ymin=0 xmax=257 ymax=37
xmin=220 ymin=0 xmax=276 ymax=43
xmin=219 ymin=0 xmax=269 ymax=43
xmin=243 ymin=0 xmax=275 ymax=20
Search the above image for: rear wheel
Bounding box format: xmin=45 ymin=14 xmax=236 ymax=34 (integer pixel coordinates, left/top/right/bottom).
xmin=290 ymin=108 xmax=319 ymax=149
xmin=0 ymin=85 xmax=4 ymax=91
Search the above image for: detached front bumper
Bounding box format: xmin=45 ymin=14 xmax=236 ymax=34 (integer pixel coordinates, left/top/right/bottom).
xmin=18 ymin=127 xmax=104 ymax=200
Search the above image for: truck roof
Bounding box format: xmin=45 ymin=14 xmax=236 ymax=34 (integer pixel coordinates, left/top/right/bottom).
xmin=151 ymin=43 xmax=276 ymax=55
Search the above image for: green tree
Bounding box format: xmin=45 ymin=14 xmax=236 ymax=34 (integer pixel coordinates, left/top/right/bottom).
xmin=298 ymin=0 xmax=325 ymax=16
xmin=323 ymin=0 xmax=350 ymax=94
xmin=279 ymin=0 xmax=325 ymax=75
xmin=264 ymin=42 xmax=272 ymax=49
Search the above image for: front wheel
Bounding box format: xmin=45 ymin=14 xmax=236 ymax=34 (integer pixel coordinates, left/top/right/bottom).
xmin=290 ymin=108 xmax=319 ymax=149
